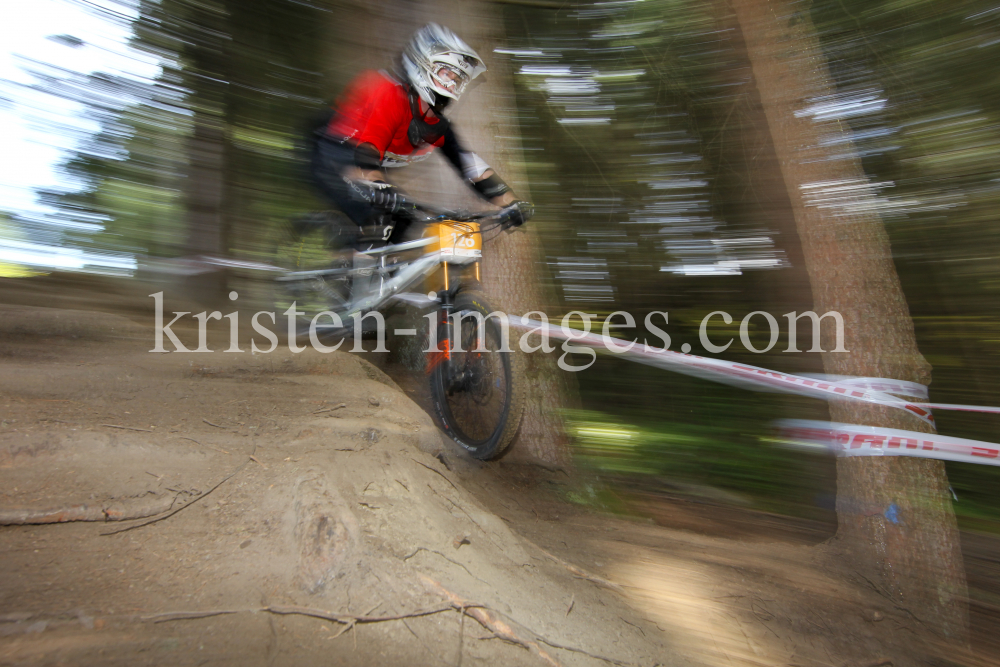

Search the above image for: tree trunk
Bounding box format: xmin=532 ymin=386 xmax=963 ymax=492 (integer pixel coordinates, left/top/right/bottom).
xmin=729 ymin=0 xmax=967 ymax=640
xmin=328 ymin=0 xmax=577 ymax=465
xmin=179 ymin=0 xmax=231 ymax=306
xmin=448 ymin=2 xmax=577 ymax=466
xmin=184 ymin=114 xmax=227 ymax=258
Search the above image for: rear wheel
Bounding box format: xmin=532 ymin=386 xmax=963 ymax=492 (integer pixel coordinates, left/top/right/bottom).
xmin=272 ymin=228 xmax=352 ymax=323
xmin=428 ymin=291 xmax=525 ymax=460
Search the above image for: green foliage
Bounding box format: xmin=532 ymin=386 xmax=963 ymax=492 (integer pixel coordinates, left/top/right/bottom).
xmin=563 ymin=407 xmax=835 ymax=518
xmin=35 ymin=0 xmax=331 ymax=260
xmin=496 ymin=0 xmax=1000 ymax=524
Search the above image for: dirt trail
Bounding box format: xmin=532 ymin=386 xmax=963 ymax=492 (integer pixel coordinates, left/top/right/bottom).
xmin=0 ymin=303 xmax=672 ymax=666
xmin=0 ymin=296 xmax=996 ymax=667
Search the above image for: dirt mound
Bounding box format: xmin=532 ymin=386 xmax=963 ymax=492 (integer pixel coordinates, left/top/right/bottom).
xmin=0 ymin=304 xmax=670 ymax=666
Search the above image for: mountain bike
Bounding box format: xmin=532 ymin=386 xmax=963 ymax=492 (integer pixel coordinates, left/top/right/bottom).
xmin=275 ymin=202 xmax=526 ymax=460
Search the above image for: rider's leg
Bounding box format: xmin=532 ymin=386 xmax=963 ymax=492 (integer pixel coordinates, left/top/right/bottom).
xmin=309 ymin=137 xmax=402 ymax=305
xmin=305 ymin=137 xmax=375 ymax=247
xmin=310 ymin=136 xmax=422 ymax=247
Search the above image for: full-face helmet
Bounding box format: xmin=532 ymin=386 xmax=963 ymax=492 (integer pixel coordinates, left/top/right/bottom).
xmin=401 ymin=24 xmax=486 ymax=110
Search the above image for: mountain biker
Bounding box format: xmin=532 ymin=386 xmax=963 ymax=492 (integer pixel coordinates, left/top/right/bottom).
xmin=303 ymin=23 xmax=533 ymax=247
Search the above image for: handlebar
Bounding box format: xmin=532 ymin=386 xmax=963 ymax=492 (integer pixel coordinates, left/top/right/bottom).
xmin=401 ymin=197 xmax=528 ymax=231
xmin=361 ymin=178 xmax=529 ymax=231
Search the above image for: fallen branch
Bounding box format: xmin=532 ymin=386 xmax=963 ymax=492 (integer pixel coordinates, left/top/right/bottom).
xmin=101 ymin=424 xmax=153 ymax=433
xmin=144 ymin=603 xmax=455 ymax=626
xmin=100 ymin=444 xmax=257 ymax=536
xmin=410 ymin=458 xmax=461 ymax=493
xmin=538 ymin=548 xmax=625 ymax=594
xmin=313 ymin=403 xmax=347 ymax=414
xmin=0 ymin=494 xmax=183 ymax=525
xmin=202 ymin=419 xmax=224 ymax=428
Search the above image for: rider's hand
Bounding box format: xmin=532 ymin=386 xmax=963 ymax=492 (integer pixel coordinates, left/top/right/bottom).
xmin=368 ymin=181 xmax=404 ymax=214
xmin=502 ymin=200 xmax=534 ymax=228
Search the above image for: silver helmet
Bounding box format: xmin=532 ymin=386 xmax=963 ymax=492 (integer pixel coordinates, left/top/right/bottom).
xmin=401 ymin=24 xmax=486 ymax=107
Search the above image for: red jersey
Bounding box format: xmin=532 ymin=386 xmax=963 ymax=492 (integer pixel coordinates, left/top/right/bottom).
xmin=326 ymin=70 xmax=445 ymax=168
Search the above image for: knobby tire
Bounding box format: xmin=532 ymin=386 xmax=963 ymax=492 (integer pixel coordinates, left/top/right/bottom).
xmin=428 ymin=291 xmax=525 ymax=460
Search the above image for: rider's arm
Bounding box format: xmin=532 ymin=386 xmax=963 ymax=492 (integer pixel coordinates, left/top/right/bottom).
xmin=477 ymin=172 xmax=517 ymax=207
xmin=330 ymin=71 xmax=401 ymax=180
xmin=440 ymin=127 xmax=517 ymax=207
xmin=353 ymin=142 xmax=389 ymax=183
xmin=347 ymin=141 xmax=405 ymax=213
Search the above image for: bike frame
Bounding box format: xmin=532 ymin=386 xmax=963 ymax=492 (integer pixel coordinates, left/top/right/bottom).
xmin=276 ymin=220 xmax=484 ymax=333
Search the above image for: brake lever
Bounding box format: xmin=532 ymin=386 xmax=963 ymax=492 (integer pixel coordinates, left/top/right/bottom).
xmin=503 ymin=215 xmax=526 ymax=233
xmin=495 ymin=208 xmax=520 ymax=233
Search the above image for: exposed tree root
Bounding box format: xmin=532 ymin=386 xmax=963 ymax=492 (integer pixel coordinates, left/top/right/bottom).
xmin=422 ymin=575 xmax=631 ymax=667
xmin=144 ymin=603 xmax=456 ymax=625
xmin=100 ymin=424 xmax=153 ymax=433
xmin=538 ymin=547 xmax=625 ymax=594
xmin=100 ymin=443 xmax=257 ymax=535
xmin=0 ymin=496 xmax=182 ymax=525
xmin=422 ymin=576 xmax=562 ymax=667
xmin=410 ymin=458 xmax=461 ymax=492
xmin=144 ymin=584 xmax=634 ymax=667
xmin=0 ymin=443 xmax=257 ymax=529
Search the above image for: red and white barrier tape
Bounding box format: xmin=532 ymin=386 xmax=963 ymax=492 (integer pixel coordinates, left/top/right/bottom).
xmin=799 ymin=375 xmax=928 ymax=400
xmin=792 ymin=376 xmax=1000 ymax=415
xmin=510 ymin=316 xmax=941 ymax=423
xmin=775 ymin=420 xmax=1000 ymax=467
xmin=508 ymin=316 xmax=1000 ymax=463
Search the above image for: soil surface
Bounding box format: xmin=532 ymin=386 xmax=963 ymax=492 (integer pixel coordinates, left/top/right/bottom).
xmin=1 ymin=276 xmax=998 ymax=667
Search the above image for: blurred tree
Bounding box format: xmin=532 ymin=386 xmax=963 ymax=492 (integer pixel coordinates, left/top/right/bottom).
xmin=133 ymin=0 xmax=305 ymax=302
xmin=453 ymin=2 xmax=578 ymax=465
xmin=167 ymin=0 xmax=230 ymax=303
xmin=731 ymin=0 xmax=967 ymax=640
xmin=130 ymin=0 xmax=328 ymax=301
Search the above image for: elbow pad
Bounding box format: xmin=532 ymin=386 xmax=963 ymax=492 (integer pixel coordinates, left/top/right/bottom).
xmin=472 ymin=173 xmax=511 ymax=200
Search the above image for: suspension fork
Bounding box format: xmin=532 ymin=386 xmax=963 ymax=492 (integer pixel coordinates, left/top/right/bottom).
xmin=439 ymin=286 xmax=455 ymax=377
xmin=427 ymin=285 xmax=455 ymax=376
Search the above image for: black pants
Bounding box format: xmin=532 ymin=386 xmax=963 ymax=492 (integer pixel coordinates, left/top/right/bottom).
xmin=310 ymin=136 xmax=375 ymax=228
xmin=309 ymin=137 xmax=415 ymax=246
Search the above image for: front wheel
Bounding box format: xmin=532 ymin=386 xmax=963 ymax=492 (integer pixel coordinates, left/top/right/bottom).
xmin=428 ymin=291 xmax=525 ymax=460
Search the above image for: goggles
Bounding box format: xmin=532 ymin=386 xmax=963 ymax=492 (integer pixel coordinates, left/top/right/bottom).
xmin=436 ymin=65 xmax=465 ymax=89
xmin=429 ymin=58 xmax=477 ymax=98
